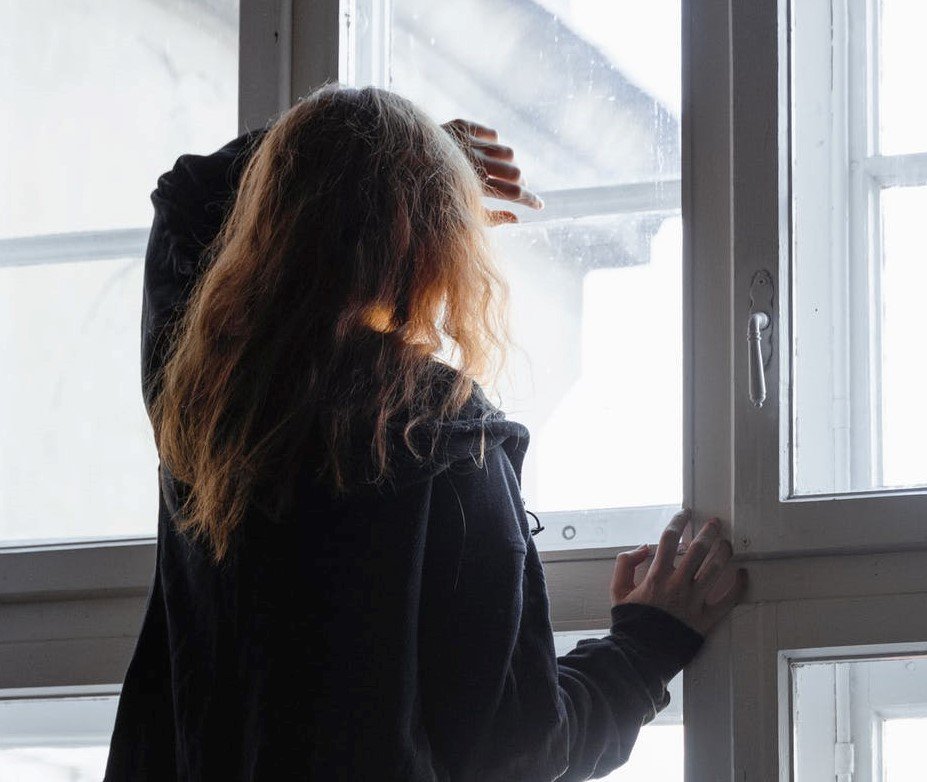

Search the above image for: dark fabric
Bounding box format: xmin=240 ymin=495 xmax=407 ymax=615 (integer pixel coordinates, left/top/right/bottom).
xmin=104 ymin=131 xmax=705 ymax=781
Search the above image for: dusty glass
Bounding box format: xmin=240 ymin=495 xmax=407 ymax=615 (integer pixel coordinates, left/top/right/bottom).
xmin=385 ymin=0 xmax=683 ymax=544
xmin=0 ymin=0 xmax=238 ymax=543
xmin=0 ymin=0 xmax=239 ymax=239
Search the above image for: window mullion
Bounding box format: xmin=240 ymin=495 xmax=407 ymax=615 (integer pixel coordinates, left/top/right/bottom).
xmin=848 ymin=0 xmax=879 ymax=491
xmin=239 ymin=0 xmax=293 ymax=132
xmin=513 ymin=181 xmax=681 ymax=224
xmin=862 ymin=152 xmax=927 ymax=186
xmin=0 ymin=229 xmax=149 ymax=269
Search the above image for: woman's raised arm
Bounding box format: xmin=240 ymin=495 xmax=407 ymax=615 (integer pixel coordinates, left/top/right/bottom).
xmin=141 ymin=130 xmax=265 ymax=413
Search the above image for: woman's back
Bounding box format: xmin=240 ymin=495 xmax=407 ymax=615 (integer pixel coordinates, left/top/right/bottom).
xmin=104 ymin=87 xmax=706 ymax=781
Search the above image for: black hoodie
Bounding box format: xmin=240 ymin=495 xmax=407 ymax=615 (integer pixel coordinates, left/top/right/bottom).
xmin=103 ymin=130 xmax=703 ymax=781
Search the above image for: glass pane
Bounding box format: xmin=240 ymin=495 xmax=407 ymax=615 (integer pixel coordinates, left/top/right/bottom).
xmin=0 ymin=259 xmax=158 ymax=543
xmin=555 ymin=632 xmax=682 ymax=780
xmin=490 ymin=215 xmax=682 ymax=514
xmin=389 ymin=0 xmax=680 ymax=192
xmin=882 ymin=718 xmax=927 ymax=782
xmin=0 ymin=747 xmax=110 ymax=782
xmin=375 ymin=0 xmax=683 ymax=545
xmin=880 ymin=186 xmax=927 ymax=488
xmin=0 ymin=0 xmax=238 ymax=543
xmin=791 ymin=3 xmax=927 ymax=496
xmin=0 ymin=692 xmax=117 ymax=782
xmin=791 ymin=654 xmax=927 ymax=781
xmin=879 ymin=0 xmax=927 ymax=156
xmin=0 ymin=0 xmax=239 ymax=238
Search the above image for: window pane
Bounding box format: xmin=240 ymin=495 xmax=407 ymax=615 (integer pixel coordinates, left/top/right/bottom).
xmin=0 ymin=259 xmax=157 ymax=543
xmin=879 ymin=0 xmax=927 ymax=156
xmin=555 ymin=631 xmax=682 ymax=780
xmin=0 ymin=691 xmax=117 ymax=782
xmin=882 ymin=718 xmax=927 ymax=782
xmin=0 ymin=0 xmax=239 ymax=543
xmin=490 ymin=214 xmax=682 ymax=514
xmin=791 ymin=655 xmax=927 ymax=781
xmin=389 ymin=0 xmax=680 ymax=192
xmin=374 ymin=0 xmax=683 ymax=544
xmin=790 ymin=4 xmax=927 ymax=495
xmin=0 ymin=0 xmax=239 ymax=238
xmin=880 ymin=186 xmax=927 ymax=488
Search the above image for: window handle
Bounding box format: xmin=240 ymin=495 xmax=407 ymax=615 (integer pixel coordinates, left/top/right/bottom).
xmin=748 ymin=270 xmax=774 ymax=409
xmin=748 ymin=312 xmax=770 ymax=408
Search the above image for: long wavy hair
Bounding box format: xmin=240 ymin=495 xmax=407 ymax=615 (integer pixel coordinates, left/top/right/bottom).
xmin=151 ymin=85 xmax=508 ymax=563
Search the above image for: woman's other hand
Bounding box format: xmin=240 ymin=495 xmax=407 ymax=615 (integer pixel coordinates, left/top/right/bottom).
xmin=610 ymin=509 xmax=748 ymax=636
xmin=441 ymin=118 xmax=544 ymax=224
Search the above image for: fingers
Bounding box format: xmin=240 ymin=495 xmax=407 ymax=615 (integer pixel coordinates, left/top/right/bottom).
xmin=651 ymin=509 xmax=691 ymax=577
xmin=449 ymin=119 xmax=498 ymax=141
xmin=472 ymin=139 xmax=515 ymax=161
xmin=442 ymin=118 xmax=544 ymax=210
xmin=482 ymin=177 xmax=544 ymax=210
xmin=478 ymin=155 xmax=523 ymax=185
xmin=485 ymin=209 xmax=518 ymax=226
xmin=675 ymin=518 xmax=721 ymax=582
xmin=611 ymin=544 xmax=651 ymax=604
xmin=693 ymin=537 xmax=733 ymax=595
xmin=704 ymin=568 xmax=748 ymax=628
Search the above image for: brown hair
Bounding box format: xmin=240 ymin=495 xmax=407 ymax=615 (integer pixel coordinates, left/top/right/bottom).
xmin=151 ymin=85 xmax=508 ymax=562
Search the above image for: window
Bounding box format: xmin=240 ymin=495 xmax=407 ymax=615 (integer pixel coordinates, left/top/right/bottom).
xmin=791 ymin=653 xmax=927 ymax=780
xmin=791 ymin=0 xmax=927 ymax=496
xmin=726 ymin=0 xmax=927 ymax=558
xmin=0 ymin=0 xmax=284 ymax=738
xmin=4 ymin=2 xmax=927 ymax=780
xmin=0 ymin=687 xmax=118 ymax=782
xmin=347 ymin=0 xmax=684 ymax=549
xmin=684 ymin=0 xmax=927 ymax=777
xmin=0 ymin=0 xmax=240 ymax=543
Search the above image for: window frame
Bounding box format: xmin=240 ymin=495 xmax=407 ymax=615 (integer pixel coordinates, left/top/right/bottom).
xmin=6 ymin=3 xmax=927 ymax=781
xmin=723 ymin=0 xmax=927 ymax=560
xmin=685 ymin=0 xmax=927 ymax=778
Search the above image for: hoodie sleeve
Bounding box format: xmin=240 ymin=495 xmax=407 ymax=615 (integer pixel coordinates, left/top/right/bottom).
xmin=141 ymin=129 xmax=266 ymax=413
xmin=419 ymin=440 xmax=703 ymax=781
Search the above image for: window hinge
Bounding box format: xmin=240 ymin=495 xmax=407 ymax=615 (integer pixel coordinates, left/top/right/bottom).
xmin=834 ymin=741 xmax=855 ymax=778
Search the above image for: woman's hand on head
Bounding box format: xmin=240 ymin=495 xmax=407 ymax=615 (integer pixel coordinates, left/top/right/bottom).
xmin=441 ymin=118 xmax=544 ymax=224
xmin=610 ymin=509 xmax=748 ymax=637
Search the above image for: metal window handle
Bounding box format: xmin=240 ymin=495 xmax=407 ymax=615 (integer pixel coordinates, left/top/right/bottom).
xmin=748 ymin=311 xmax=770 ymax=408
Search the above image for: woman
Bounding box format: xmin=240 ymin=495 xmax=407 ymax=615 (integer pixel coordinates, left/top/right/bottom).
xmin=105 ymin=84 xmax=745 ymax=781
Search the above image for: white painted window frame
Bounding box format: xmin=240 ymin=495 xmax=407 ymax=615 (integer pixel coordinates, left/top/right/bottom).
xmin=685 ymin=1 xmax=927 ymax=779
xmin=7 ymin=4 xmax=927 ymax=781
xmin=721 ymin=0 xmax=927 ymax=560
